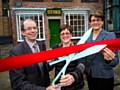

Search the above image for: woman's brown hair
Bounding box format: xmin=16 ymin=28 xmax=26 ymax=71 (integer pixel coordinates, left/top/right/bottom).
xmin=59 ymin=24 xmax=72 ymax=34
xmin=89 ymin=11 xmax=104 ymax=22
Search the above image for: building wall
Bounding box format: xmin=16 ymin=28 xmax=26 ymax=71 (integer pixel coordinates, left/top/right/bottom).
xmin=0 ymin=0 xmax=3 ymax=36
xmin=0 ymin=0 xmax=13 ymax=44
xmin=18 ymin=0 xmax=103 ymax=11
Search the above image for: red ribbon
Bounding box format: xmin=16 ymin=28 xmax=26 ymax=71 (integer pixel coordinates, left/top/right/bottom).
xmin=0 ymin=38 xmax=120 ymax=72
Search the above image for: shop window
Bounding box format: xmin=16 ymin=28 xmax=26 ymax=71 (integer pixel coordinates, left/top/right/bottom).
xmin=64 ymin=12 xmax=88 ymax=39
xmin=2 ymin=0 xmax=9 ymax=17
xmin=16 ymin=13 xmax=45 ymax=42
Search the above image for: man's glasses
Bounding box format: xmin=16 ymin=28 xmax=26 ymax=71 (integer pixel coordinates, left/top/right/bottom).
xmin=91 ymin=19 xmax=102 ymax=22
xmin=24 ymin=27 xmax=37 ymax=30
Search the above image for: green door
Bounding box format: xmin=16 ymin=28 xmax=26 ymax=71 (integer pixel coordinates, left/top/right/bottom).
xmin=49 ymin=19 xmax=60 ymax=48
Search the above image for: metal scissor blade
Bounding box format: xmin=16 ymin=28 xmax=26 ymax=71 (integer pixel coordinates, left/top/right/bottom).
xmin=49 ymin=56 xmax=67 ymax=65
xmin=72 ymin=44 xmax=107 ymax=61
xmin=52 ymin=44 xmax=106 ymax=85
xmin=77 ymin=28 xmax=92 ymax=44
xmin=49 ymin=44 xmax=107 ymax=66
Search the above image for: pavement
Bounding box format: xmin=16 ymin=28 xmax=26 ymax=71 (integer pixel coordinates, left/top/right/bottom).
xmin=0 ymin=72 xmax=11 ymax=90
xmin=0 ymin=44 xmax=13 ymax=90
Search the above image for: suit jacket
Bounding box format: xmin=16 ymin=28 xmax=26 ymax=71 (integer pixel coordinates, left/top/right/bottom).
xmin=9 ymin=40 xmax=50 ymax=90
xmin=86 ymin=29 xmax=119 ymax=78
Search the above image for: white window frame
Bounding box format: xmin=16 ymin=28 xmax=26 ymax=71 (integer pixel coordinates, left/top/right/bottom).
xmin=13 ymin=8 xmax=46 ymax=42
xmin=63 ymin=8 xmax=90 ymax=39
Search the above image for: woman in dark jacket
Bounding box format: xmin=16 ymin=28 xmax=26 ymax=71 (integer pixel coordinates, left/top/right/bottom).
xmin=51 ymin=24 xmax=84 ymax=90
xmin=85 ymin=11 xmax=119 ymax=90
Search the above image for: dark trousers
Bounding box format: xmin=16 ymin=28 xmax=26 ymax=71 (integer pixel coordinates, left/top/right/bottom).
xmin=87 ymin=75 xmax=114 ymax=90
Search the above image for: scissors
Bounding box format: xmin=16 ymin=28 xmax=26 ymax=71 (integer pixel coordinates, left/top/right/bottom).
xmin=49 ymin=28 xmax=107 ymax=85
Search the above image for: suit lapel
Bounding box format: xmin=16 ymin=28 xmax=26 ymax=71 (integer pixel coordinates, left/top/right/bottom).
xmin=96 ymin=30 xmax=106 ymax=41
xmin=23 ymin=41 xmax=33 ymax=54
xmin=87 ymin=29 xmax=106 ymax=42
xmin=37 ymin=41 xmax=46 ymax=51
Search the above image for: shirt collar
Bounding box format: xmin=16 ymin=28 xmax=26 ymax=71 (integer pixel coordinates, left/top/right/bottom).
xmin=25 ymin=39 xmax=37 ymax=49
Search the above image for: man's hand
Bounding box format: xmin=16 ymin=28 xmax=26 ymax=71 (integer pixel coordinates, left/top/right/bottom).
xmin=46 ymin=85 xmax=56 ymax=90
xmin=102 ymin=48 xmax=115 ymax=61
xmin=60 ymin=74 xmax=75 ymax=86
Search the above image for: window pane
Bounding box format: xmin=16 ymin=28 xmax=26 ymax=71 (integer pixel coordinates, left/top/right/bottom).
xmin=16 ymin=13 xmax=45 ymax=41
xmin=2 ymin=0 xmax=9 ymax=17
xmin=66 ymin=15 xmax=69 ymax=20
xmin=65 ymin=14 xmax=86 ymax=38
xmin=70 ymin=15 xmax=73 ymax=19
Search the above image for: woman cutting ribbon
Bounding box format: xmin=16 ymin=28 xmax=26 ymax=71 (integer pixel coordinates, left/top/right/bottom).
xmin=50 ymin=24 xmax=85 ymax=90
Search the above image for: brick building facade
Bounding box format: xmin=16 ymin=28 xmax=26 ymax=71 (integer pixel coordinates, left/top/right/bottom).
xmin=1 ymin=0 xmax=103 ymax=48
xmin=0 ymin=0 xmax=13 ymax=44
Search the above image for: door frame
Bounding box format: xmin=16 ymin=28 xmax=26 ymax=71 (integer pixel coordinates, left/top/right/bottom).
xmin=47 ymin=16 xmax=62 ymax=48
xmin=48 ymin=19 xmax=61 ymax=47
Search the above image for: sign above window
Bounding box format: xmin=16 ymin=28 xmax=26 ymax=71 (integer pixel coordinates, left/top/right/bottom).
xmin=46 ymin=8 xmax=62 ymax=16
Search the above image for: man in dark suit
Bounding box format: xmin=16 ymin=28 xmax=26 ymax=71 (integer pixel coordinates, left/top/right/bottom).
xmin=9 ymin=19 xmax=56 ymax=90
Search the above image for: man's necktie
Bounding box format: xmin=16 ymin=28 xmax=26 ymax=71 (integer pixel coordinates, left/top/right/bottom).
xmin=32 ymin=43 xmax=44 ymax=79
xmin=32 ymin=44 xmax=39 ymax=53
